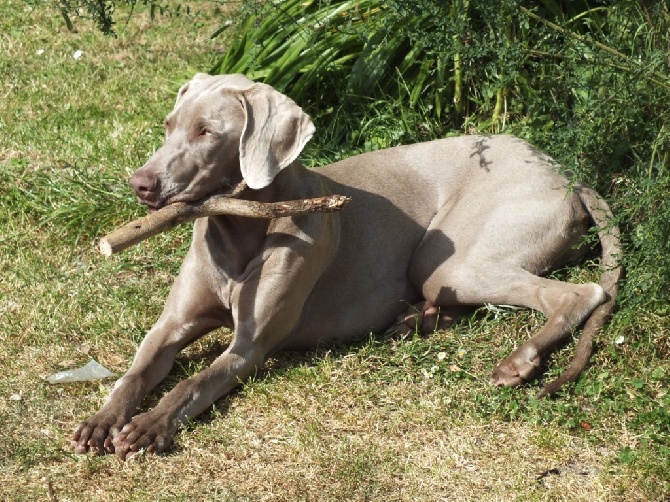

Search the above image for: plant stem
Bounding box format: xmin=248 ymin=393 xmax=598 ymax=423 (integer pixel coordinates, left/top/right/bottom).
xmin=451 ymin=0 xmax=469 ymax=124
xmin=521 ymin=6 xmax=670 ymax=91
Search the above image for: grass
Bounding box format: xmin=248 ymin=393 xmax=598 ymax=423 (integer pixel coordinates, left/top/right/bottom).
xmin=0 ymin=2 xmax=668 ymax=500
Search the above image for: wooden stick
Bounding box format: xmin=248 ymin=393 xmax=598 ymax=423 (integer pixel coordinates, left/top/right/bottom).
xmin=99 ymin=194 xmax=351 ymax=256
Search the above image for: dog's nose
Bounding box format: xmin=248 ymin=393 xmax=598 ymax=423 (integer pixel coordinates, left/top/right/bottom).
xmin=130 ymin=168 xmax=160 ymax=203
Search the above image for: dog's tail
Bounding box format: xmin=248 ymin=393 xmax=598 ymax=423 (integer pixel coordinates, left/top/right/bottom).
xmin=537 ymin=184 xmax=623 ymax=398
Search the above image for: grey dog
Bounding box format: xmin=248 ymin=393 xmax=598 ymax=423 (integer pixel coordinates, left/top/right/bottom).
xmin=72 ymin=73 xmax=621 ymax=460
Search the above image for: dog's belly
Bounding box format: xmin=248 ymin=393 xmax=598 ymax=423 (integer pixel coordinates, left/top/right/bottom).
xmin=282 ymin=179 xmax=433 ymax=348
xmin=280 ymin=135 xmax=576 ymax=349
xmin=283 ymin=277 xmax=421 ymax=349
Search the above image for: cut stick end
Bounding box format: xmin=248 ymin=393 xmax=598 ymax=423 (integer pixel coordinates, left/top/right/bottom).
xmin=99 ymin=239 xmax=113 ymax=257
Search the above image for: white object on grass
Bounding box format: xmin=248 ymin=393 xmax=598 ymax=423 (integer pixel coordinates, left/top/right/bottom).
xmin=46 ymin=359 xmax=116 ymax=384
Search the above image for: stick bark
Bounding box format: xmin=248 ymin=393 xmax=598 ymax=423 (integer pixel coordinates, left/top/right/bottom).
xmin=99 ymin=194 xmax=350 ymax=256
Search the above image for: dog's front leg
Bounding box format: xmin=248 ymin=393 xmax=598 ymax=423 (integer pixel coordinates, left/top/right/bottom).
xmin=71 ymin=318 xmax=218 ymax=456
xmin=110 ymin=337 xmax=264 ymax=460
xmin=111 ymin=225 xmax=336 ymax=460
xmin=72 ymin=254 xmax=226 ymax=456
xmin=110 ymin=273 xmax=315 ymax=460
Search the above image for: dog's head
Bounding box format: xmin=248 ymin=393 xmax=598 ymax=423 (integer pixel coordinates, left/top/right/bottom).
xmin=130 ymin=73 xmax=315 ymax=210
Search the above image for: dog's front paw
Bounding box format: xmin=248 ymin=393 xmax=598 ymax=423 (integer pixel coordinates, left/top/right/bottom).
xmin=71 ymin=412 xmax=128 ymax=455
xmin=112 ymin=411 xmax=175 ymax=461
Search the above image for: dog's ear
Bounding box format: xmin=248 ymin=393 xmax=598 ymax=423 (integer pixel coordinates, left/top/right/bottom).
xmin=239 ymin=83 xmax=315 ymax=190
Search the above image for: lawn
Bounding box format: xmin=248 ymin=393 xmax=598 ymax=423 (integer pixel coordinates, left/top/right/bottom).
xmin=0 ymin=2 xmax=667 ymax=500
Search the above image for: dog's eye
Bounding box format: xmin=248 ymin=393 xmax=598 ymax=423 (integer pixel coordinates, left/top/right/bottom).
xmin=198 ymin=127 xmax=209 ymax=137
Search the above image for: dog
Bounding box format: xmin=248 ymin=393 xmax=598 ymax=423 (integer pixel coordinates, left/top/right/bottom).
xmin=72 ymin=73 xmax=621 ymax=460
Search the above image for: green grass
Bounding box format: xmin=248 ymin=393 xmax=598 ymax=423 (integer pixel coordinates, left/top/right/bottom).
xmin=0 ymin=2 xmax=668 ymax=501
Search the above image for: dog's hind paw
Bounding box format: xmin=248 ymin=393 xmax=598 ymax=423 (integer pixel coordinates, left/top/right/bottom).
xmin=387 ymin=301 xmax=463 ymax=336
xmin=491 ymin=347 xmax=542 ymax=387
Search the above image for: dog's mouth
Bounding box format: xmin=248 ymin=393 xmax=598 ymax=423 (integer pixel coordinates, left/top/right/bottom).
xmin=138 ymin=193 xmax=211 ymax=213
xmin=137 ymin=181 xmax=247 ymax=213
xmin=137 ymin=199 xmax=164 ymax=213
xmin=137 ymin=190 xmax=188 ymax=212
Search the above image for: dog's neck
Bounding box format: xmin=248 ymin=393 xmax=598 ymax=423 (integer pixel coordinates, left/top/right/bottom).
xmin=199 ymin=161 xmax=334 ymax=278
xmin=240 ymin=161 xmax=332 ymax=203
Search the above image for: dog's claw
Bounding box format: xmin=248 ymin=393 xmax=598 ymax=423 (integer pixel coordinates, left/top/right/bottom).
xmin=112 ymin=413 xmax=173 ymax=461
xmin=72 ymin=413 xmax=129 ymax=455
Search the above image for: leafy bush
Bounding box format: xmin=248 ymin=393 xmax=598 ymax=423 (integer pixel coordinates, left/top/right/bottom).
xmin=213 ymin=0 xmax=670 ymax=321
xmin=33 ymin=0 xmax=670 ymax=319
xmin=49 ymin=0 xmax=165 ymax=34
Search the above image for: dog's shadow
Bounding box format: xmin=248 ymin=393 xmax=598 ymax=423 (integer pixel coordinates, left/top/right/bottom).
xmin=140 ymin=293 xmax=582 ymax=458
xmin=141 ymin=324 xmax=448 ymax=456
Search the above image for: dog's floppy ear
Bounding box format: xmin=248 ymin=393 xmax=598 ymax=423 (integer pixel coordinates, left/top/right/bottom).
xmin=239 ymin=83 xmax=315 ymax=190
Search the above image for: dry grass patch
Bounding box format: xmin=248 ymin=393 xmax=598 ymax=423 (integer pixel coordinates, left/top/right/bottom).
xmin=0 ymin=367 xmax=643 ymax=501
xmin=0 ymin=2 xmax=667 ymax=501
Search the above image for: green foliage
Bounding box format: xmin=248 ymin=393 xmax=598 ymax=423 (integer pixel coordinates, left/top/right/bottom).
xmin=0 ymin=162 xmax=140 ymax=246
xmin=214 ymin=0 xmax=670 ymax=319
xmin=50 ymin=0 xmax=167 ymax=34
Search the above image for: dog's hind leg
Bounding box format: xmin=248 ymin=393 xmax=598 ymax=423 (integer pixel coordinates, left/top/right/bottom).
xmin=418 ymin=260 xmax=605 ymax=386
xmin=408 ymin=193 xmax=606 ymax=388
